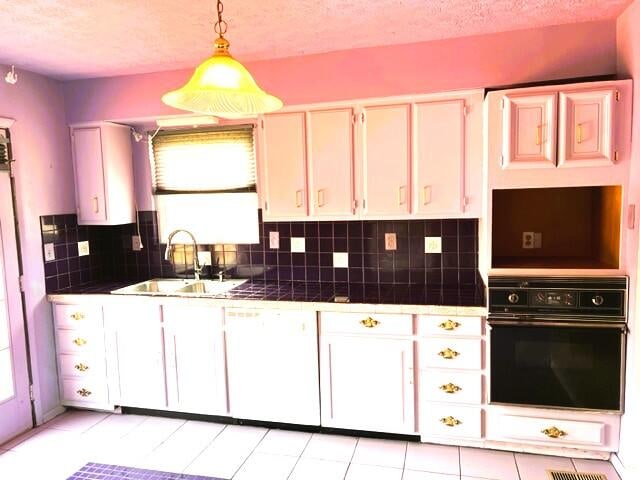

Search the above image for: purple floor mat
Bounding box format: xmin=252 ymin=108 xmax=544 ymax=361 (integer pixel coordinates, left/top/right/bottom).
xmin=67 ymin=462 xmax=224 ymax=480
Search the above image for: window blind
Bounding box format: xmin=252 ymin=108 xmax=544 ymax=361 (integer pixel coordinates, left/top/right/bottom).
xmin=151 ymin=125 xmax=256 ymax=193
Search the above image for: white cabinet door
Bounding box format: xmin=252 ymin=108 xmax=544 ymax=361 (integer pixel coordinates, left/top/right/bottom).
xmin=558 ymin=89 xmax=615 ymax=167
xmin=361 ymin=104 xmax=411 ymax=216
xmin=308 ymin=108 xmax=355 ymax=216
xmin=261 ymin=112 xmax=308 ymax=219
xmin=72 ymin=127 xmax=107 ymax=223
xmin=320 ymin=336 xmax=414 ymax=434
xmin=225 ymin=309 xmax=320 ymax=425
xmin=105 ymin=304 xmax=166 ymax=409
xmin=163 ymin=305 xmax=227 ymax=416
xmin=414 ymin=100 xmax=465 ymax=215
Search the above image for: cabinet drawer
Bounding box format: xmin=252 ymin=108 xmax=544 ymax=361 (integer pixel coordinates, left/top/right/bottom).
xmin=417 ymin=315 xmax=483 ymax=337
xmin=419 ymin=338 xmax=482 ymax=370
xmin=421 ymin=404 xmax=482 ymax=439
xmin=54 ymin=304 xmax=103 ymax=329
xmin=61 ymin=377 xmax=108 ymax=405
xmin=59 ymin=353 xmax=106 ymax=379
xmin=489 ymin=413 xmax=606 ymax=447
xmin=420 ymin=371 xmax=482 ymax=405
xmin=320 ymin=312 xmax=412 ymax=336
xmin=56 ymin=329 xmax=105 ymax=355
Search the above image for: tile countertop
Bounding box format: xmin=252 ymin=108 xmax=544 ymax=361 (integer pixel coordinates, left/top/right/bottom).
xmin=47 ymin=280 xmax=487 ymax=316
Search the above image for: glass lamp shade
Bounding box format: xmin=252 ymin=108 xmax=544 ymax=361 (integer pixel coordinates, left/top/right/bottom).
xmin=162 ymin=45 xmax=283 ymax=119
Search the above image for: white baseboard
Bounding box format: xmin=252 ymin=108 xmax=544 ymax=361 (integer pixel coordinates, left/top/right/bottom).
xmin=40 ymin=405 xmax=66 ymax=425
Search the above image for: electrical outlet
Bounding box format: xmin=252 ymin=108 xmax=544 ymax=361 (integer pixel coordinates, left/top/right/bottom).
xmin=384 ymin=233 xmax=397 ymax=251
xmin=197 ymin=251 xmax=212 ymax=266
xmin=43 ymin=243 xmax=55 ymax=262
xmin=522 ymin=232 xmax=535 ymax=249
xmin=269 ymin=231 xmax=280 ymax=249
xmin=131 ymin=235 xmax=142 ymax=251
xmin=424 ymin=236 xmax=442 ymax=254
xmin=78 ymin=240 xmax=90 ymax=256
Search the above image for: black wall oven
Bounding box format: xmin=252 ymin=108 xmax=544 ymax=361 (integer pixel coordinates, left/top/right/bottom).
xmin=488 ymin=276 xmax=627 ymax=412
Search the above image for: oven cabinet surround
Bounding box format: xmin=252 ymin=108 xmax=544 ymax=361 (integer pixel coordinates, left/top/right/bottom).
xmin=69 ymin=122 xmax=135 ymax=225
xmin=258 ymin=89 xmax=483 ymax=221
xmin=417 ymin=315 xmax=485 ymax=442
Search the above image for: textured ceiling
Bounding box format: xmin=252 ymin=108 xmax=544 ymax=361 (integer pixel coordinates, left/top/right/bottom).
xmin=0 ymin=0 xmax=631 ymax=80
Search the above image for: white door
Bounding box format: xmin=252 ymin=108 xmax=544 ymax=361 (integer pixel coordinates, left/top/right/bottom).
xmin=0 ymin=170 xmax=32 ymax=445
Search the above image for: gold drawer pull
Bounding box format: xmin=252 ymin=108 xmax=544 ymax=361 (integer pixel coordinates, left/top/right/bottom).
xmin=70 ymin=312 xmax=85 ymax=321
xmin=542 ymin=426 xmax=566 ymax=439
xmin=74 ymin=363 xmax=89 ymax=372
xmin=439 ymin=383 xmax=462 ymax=394
xmin=440 ymin=416 xmax=462 ymax=427
xmin=360 ymin=317 xmax=380 ymax=328
xmin=76 ymin=388 xmax=92 ymax=397
xmin=439 ymin=319 xmax=461 ymax=331
xmin=73 ymin=338 xmax=87 ymax=346
xmin=438 ymin=348 xmax=459 ymax=359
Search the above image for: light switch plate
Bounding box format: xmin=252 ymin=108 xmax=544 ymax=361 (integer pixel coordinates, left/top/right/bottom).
xmin=78 ymin=240 xmax=90 ymax=256
xmin=333 ymin=252 xmax=349 ymax=268
xmin=269 ymin=231 xmax=280 ymax=249
xmin=197 ymin=251 xmax=212 ymax=266
xmin=384 ymin=233 xmax=397 ymax=251
xmin=291 ymin=237 xmax=306 ymax=253
xmin=44 ymin=243 xmax=55 ymax=262
xmin=424 ymin=237 xmax=442 ymax=254
xmin=131 ymin=235 xmax=142 ymax=251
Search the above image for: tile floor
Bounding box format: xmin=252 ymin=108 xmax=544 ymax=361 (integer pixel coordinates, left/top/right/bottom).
xmin=0 ymin=410 xmax=622 ymax=480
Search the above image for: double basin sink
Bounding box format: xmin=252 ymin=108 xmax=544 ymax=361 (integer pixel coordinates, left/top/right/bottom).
xmin=111 ymin=278 xmax=247 ymax=297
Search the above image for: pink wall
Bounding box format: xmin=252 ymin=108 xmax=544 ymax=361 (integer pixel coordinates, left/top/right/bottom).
xmin=0 ymin=64 xmax=75 ymax=423
xmin=616 ymin=1 xmax=640 ymax=475
xmin=63 ymin=20 xmax=618 ymax=125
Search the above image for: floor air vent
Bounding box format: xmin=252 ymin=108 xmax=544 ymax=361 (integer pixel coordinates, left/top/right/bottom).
xmin=547 ymin=471 xmax=607 ymax=480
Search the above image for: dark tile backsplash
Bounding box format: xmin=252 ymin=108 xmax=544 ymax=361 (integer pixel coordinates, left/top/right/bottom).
xmin=41 ymin=211 xmax=479 ymax=293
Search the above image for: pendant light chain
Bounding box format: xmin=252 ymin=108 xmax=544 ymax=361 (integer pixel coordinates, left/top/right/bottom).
xmin=214 ymin=0 xmax=228 ymax=37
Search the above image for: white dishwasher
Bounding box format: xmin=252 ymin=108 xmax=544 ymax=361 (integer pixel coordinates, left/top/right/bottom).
xmin=224 ymin=308 xmax=320 ymax=425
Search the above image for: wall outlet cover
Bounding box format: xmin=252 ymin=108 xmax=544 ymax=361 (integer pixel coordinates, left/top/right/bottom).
xmin=424 ymin=236 xmax=442 ymax=254
xmin=291 ymin=237 xmax=306 ymax=253
xmin=269 ymin=231 xmax=280 ymax=249
xmin=44 ymin=243 xmax=55 ymax=262
xmin=333 ymin=252 xmax=349 ymax=268
xmin=197 ymin=251 xmax=212 ymax=266
xmin=384 ymin=233 xmax=397 ymax=251
xmin=522 ymin=231 xmax=535 ymax=249
xmin=131 ymin=235 xmax=142 ymax=251
xmin=78 ymin=240 xmax=90 ymax=256
xmin=533 ymin=232 xmax=542 ymax=249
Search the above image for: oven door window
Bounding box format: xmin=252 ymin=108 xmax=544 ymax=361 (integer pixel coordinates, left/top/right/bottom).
xmin=490 ymin=325 xmax=622 ymax=411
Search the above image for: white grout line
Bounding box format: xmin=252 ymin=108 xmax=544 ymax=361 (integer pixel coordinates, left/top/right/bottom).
xmin=285 ymin=431 xmax=313 ymax=479
xmin=180 ymin=423 xmax=228 ymax=473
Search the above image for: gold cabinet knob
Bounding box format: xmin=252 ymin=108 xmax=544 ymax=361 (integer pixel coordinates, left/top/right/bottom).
xmin=74 ymin=363 xmax=89 ymax=372
xmin=360 ymin=317 xmax=380 ymax=328
xmin=438 ymin=319 xmax=461 ymax=331
xmin=440 ymin=416 xmax=462 ymax=427
xmin=70 ymin=312 xmax=85 ymax=321
xmin=542 ymin=426 xmax=566 ymax=439
xmin=76 ymin=388 xmax=92 ymax=397
xmin=72 ymin=338 xmax=87 ymax=346
xmin=438 ymin=348 xmax=459 ymax=359
xmin=439 ymin=382 xmax=462 ymax=394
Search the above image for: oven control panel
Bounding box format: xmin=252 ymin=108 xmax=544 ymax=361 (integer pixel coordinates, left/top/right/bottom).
xmin=532 ymin=291 xmax=576 ymax=307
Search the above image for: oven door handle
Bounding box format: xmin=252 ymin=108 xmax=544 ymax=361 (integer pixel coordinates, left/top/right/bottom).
xmin=487 ymin=318 xmax=627 ymax=331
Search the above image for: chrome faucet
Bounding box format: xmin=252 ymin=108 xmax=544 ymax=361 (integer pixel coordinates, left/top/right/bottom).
xmin=164 ymin=229 xmax=203 ymax=280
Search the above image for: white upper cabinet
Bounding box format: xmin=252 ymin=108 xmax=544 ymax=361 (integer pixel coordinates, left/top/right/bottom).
xmin=261 ymin=112 xmax=308 ymax=219
xmin=414 ymin=100 xmax=466 ymax=215
xmin=361 ymin=104 xmax=411 ymax=217
xmin=70 ymin=123 xmax=135 ymax=225
xmin=501 ymin=93 xmax=557 ymax=169
xmin=558 ymin=89 xmax=615 ymax=167
xmin=307 ymin=108 xmax=355 ymax=217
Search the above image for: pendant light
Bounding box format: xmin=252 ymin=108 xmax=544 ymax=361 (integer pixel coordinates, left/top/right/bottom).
xmin=162 ymin=0 xmax=283 ymax=119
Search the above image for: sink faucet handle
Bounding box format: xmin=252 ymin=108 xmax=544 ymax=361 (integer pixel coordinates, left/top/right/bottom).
xmin=217 ymin=270 xmax=224 ymax=282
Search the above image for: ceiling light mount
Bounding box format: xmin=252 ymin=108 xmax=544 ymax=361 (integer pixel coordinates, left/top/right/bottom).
xmin=162 ymin=0 xmax=283 ymax=119
xmin=4 ymin=65 xmax=18 ymax=85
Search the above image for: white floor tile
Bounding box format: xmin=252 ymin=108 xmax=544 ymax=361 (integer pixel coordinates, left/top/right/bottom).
xmin=9 ymin=427 xmax=81 ymax=455
xmin=352 ymin=438 xmax=407 ymax=468
xmin=404 ymin=443 xmax=459 ymax=475
xmin=255 ymin=429 xmax=312 ymax=456
xmin=289 ymin=457 xmax=350 ymax=480
xmin=403 ymin=471 xmax=459 ymax=480
xmin=82 ymin=413 xmax=147 ymax=440
xmin=572 ymin=458 xmax=621 ymax=480
xmin=346 ymin=463 xmax=403 ymax=480
xmin=302 ymin=433 xmax=359 ymax=462
xmin=46 ymin=410 xmax=110 ymax=433
xmin=515 ymin=453 xmax=575 ymax=480
xmin=0 ymin=426 xmax=42 ymax=450
xmin=233 ymin=452 xmax=298 ymax=480
xmin=460 ymin=447 xmax=519 ymax=480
